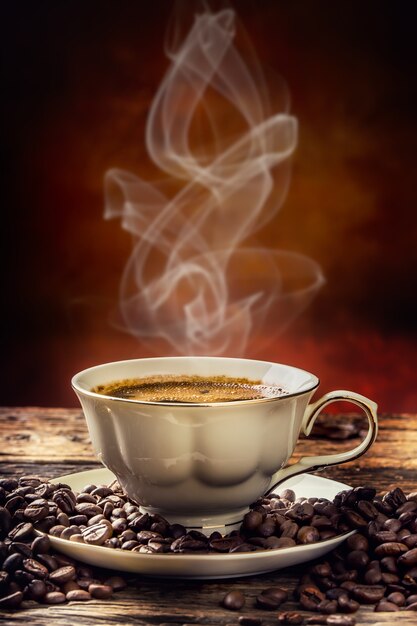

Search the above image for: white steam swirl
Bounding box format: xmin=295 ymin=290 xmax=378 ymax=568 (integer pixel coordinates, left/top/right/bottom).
xmin=105 ymin=9 xmax=324 ymax=355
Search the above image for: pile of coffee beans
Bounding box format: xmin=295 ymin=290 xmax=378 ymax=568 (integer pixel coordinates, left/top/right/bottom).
xmin=0 ymin=476 xmax=127 ymax=609
xmin=16 ymin=481 xmax=352 ymax=555
xmin=222 ymin=485 xmax=417 ymax=623
xmin=1 ymin=474 xmax=417 ymax=620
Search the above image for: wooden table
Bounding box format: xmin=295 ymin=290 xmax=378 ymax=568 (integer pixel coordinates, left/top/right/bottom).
xmin=0 ymin=407 xmax=416 ymax=626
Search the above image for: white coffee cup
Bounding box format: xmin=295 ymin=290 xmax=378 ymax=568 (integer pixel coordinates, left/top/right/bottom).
xmin=72 ymin=357 xmax=378 ymax=529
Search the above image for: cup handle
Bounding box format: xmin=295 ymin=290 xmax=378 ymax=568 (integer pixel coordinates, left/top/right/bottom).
xmin=265 ymin=390 xmax=378 ymax=495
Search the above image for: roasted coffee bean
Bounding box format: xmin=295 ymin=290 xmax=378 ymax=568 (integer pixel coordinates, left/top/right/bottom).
xmin=24 ymin=499 xmax=49 ymax=522
xmin=337 ymin=594 xmax=360 ymax=613
xmin=44 ymin=590 xmax=67 ymax=604
xmin=256 ymin=593 xmax=282 ymax=609
xmin=346 ymin=550 xmax=369 ymax=569
xmin=387 ymin=591 xmax=406 ymax=606
xmin=31 ymin=534 xmax=51 ymax=555
xmin=121 ymin=540 xmax=139 ymax=550
xmin=298 ymin=526 xmax=320 ymax=544
xmin=363 ymin=566 xmax=382 ymax=585
xmin=242 ymin=511 xmax=263 ymax=533
xmin=278 ymin=611 xmax=304 ymax=624
xmin=49 ymin=565 xmax=76 ymax=584
xmin=56 ymin=511 xmax=70 ymax=526
xmin=23 ymin=557 xmax=49 ymax=578
xmin=89 ymin=583 xmax=113 ymax=599
xmin=82 ymin=520 xmax=113 ymax=545
xmin=69 ymin=514 xmax=88 ymax=526
xmin=257 ymin=519 xmax=276 ymax=537
xmin=77 ymin=577 xmax=101 ymax=590
xmin=374 ymin=600 xmax=399 ymax=611
xmin=75 ymin=502 xmax=102 ymax=517
xmin=3 ymin=552 xmax=23 ymax=572
xmin=66 ymin=589 xmax=91 ymax=601
xmin=103 ymin=575 xmax=127 ymax=591
xmin=112 ymin=517 xmax=128 ymax=533
xmin=36 ymin=553 xmax=59 ymax=571
xmin=52 ymin=489 xmax=76 ymax=514
xmin=61 ymin=525 xmax=82 ymax=540
xmin=0 ymin=478 xmax=18 ymax=492
xmin=326 ymin=617 xmax=356 ymax=626
xmin=238 ymin=617 xmax=262 ymax=626
xmin=374 ymin=542 xmax=408 ymax=556
xmin=210 ymin=537 xmax=241 ymax=552
xmin=384 ymin=488 xmax=407 ymax=508
xmin=129 ymin=513 xmax=151 ymax=531
xmin=88 ymin=513 xmax=105 ymax=526
xmin=0 ymin=507 xmax=13 ymax=539
xmin=403 ymin=534 xmax=417 ymax=548
xmin=311 ymin=515 xmax=334 ymax=529
xmin=287 ymin=502 xmax=315 ymax=523
xmin=299 ymin=585 xmax=325 ymax=611
xmin=351 ymin=584 xmax=386 ymax=603
xmin=0 ymin=590 xmax=24 ymax=608
xmin=356 ymin=500 xmax=378 ymax=520
xmin=34 ymin=515 xmax=57 ymax=533
xmin=280 ymin=520 xmax=299 ymax=538
xmin=222 ymin=590 xmax=245 ymax=610
xmin=8 ymin=521 xmax=33 ymax=541
xmin=280 ymin=489 xmax=296 ymax=502
xmin=27 ymin=579 xmax=47 ymax=599
xmin=168 ymin=523 xmax=186 ymax=539
xmin=398 ymin=547 xmax=417 ymax=567
xmin=406 ymin=594 xmax=417 ymax=605
xmin=373 ymin=530 xmax=398 ymax=543
xmin=261 ymin=586 xmax=288 ymax=604
xmin=76 ymin=493 xmax=98 ymax=504
xmin=325 ymin=588 xmax=346 ymax=601
xmin=342 ymin=510 xmax=367 ymax=529
xmin=8 ymin=540 xmax=32 ymax=557
xmin=5 ymin=495 xmax=25 ymax=514
xmin=49 ymin=524 xmax=66 ymax=537
xmin=317 ymin=599 xmax=338 ymax=614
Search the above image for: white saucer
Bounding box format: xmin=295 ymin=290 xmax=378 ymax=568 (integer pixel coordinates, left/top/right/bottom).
xmin=48 ymin=468 xmax=353 ymax=579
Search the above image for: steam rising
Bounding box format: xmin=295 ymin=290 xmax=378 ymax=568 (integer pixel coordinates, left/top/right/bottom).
xmin=105 ymin=8 xmax=324 ymax=355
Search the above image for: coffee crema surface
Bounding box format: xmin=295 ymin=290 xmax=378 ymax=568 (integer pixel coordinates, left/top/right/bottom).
xmin=92 ymin=375 xmax=289 ymax=403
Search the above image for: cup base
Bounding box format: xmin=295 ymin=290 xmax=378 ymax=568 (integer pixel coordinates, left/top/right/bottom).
xmin=138 ymin=505 xmax=249 ymax=535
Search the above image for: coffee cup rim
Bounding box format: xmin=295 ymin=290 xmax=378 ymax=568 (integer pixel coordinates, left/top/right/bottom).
xmin=71 ymin=356 xmax=320 ymax=407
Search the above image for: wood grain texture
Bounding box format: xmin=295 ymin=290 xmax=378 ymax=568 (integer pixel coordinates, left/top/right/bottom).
xmin=0 ymin=407 xmax=416 ymax=625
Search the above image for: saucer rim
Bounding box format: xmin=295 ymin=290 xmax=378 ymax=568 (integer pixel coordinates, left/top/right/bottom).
xmin=44 ymin=468 xmax=354 ymax=571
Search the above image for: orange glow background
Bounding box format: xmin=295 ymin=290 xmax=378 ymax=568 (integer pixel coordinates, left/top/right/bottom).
xmin=2 ymin=1 xmax=416 ymax=411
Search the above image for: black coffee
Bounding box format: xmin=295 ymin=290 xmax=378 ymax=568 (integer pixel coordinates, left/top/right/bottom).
xmin=92 ymin=374 xmax=288 ymax=403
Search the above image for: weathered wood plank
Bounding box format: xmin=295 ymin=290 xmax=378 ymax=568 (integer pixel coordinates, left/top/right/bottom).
xmin=2 ymin=574 xmax=417 ymax=625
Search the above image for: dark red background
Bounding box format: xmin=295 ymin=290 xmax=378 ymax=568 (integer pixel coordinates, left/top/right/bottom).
xmin=2 ymin=1 xmax=416 ymax=411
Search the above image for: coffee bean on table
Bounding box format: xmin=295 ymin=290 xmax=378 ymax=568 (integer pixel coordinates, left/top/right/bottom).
xmin=66 ymin=589 xmax=91 ymax=601
xmin=49 ymin=565 xmax=76 ymax=584
xmin=89 ymin=583 xmax=113 ymax=599
xmin=0 ymin=590 xmax=24 ymax=608
xmin=222 ymin=590 xmax=245 ymax=610
xmin=299 ymin=585 xmax=325 ymax=611
xmin=27 ymin=579 xmax=47 ymax=599
xmin=104 ymin=575 xmax=127 ymax=591
xmin=238 ymin=617 xmax=262 ymax=626
xmin=278 ymin=611 xmax=305 ymax=624
xmin=44 ymin=591 xmax=67 ymax=604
